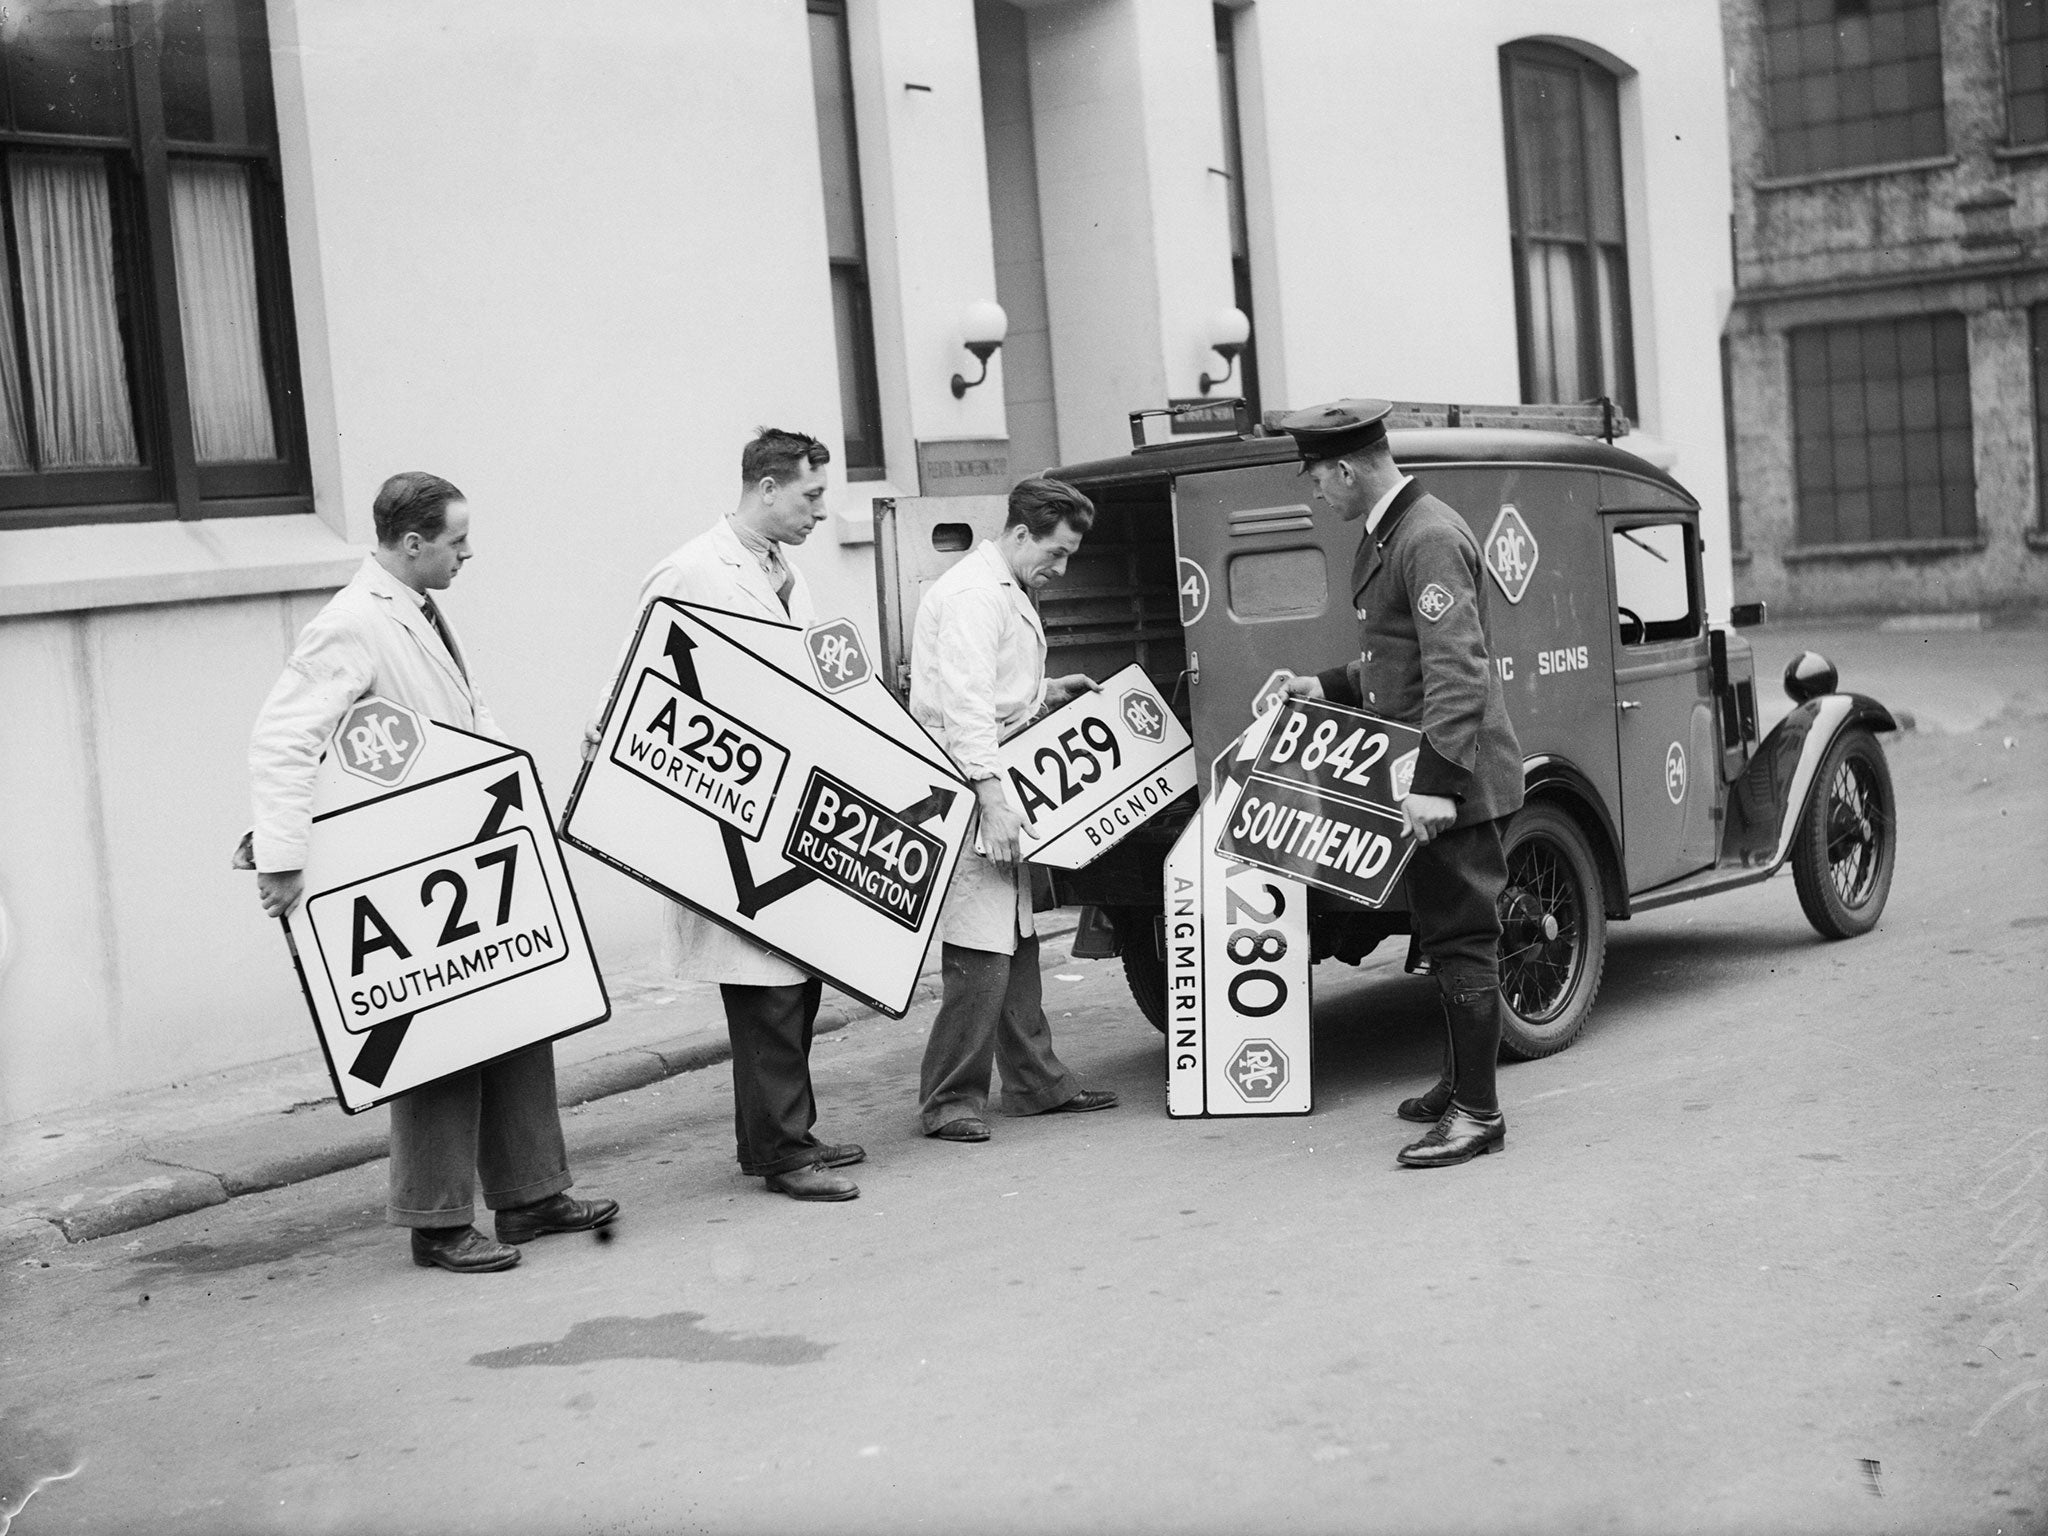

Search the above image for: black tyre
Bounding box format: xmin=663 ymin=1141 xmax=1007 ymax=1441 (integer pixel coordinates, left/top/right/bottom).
xmin=1496 ymin=802 xmax=1608 ymax=1060
xmin=1109 ymin=908 xmax=1169 ymax=1031
xmin=1791 ymin=727 xmax=1895 ymax=939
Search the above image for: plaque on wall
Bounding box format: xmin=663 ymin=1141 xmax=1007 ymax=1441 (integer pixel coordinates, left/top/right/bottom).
xmin=915 ymin=438 xmax=1011 ymax=497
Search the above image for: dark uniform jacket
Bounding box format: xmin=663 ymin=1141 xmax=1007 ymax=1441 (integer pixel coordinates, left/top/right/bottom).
xmin=1316 ymin=479 xmax=1524 ymax=828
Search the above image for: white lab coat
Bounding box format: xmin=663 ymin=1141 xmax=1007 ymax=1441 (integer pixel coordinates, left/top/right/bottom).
xmin=249 ymin=555 xmax=498 ymax=873
xmin=909 ymin=540 xmax=1044 ymax=954
xmin=629 ymin=517 xmax=816 ymax=987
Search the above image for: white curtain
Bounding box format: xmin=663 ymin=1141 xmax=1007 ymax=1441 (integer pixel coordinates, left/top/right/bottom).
xmin=0 ymin=231 xmax=28 ymax=471
xmin=170 ymin=160 xmax=275 ymax=463
xmin=10 ymin=154 xmax=140 ymax=468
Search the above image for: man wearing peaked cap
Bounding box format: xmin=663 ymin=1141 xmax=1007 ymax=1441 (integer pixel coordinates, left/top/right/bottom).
xmin=1273 ymin=398 xmax=1524 ymax=1168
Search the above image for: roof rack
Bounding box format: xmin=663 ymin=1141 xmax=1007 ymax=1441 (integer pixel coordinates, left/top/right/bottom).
xmin=1259 ymin=398 xmax=1630 ymax=444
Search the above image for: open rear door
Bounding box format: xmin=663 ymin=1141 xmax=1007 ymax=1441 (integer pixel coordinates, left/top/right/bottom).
xmin=872 ymin=495 xmax=1010 ymax=699
xmin=1172 ymin=463 xmax=1363 ymax=770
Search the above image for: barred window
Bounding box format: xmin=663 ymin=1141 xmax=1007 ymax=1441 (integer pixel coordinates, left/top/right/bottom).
xmin=1789 ymin=314 xmax=1975 ymax=545
xmin=807 ymin=0 xmax=886 ymax=479
xmin=1763 ymin=0 xmax=1946 ymax=177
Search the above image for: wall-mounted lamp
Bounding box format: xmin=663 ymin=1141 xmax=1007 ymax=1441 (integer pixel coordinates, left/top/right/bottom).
xmin=950 ymin=300 xmax=1009 ymax=398
xmin=1198 ymin=306 xmax=1252 ymax=395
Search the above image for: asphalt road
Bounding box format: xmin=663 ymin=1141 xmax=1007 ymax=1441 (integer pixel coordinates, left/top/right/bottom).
xmin=4 ymin=700 xmax=2045 ymax=1535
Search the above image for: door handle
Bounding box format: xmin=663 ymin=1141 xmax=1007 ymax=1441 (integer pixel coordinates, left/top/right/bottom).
xmin=1617 ymin=699 xmax=1641 ymax=711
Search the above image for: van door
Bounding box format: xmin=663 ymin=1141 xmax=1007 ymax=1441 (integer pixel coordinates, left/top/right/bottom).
xmin=872 ymin=495 xmax=1010 ymax=698
xmin=1605 ymin=515 xmax=1718 ymax=892
xmin=1173 ymin=462 xmax=1361 ymax=770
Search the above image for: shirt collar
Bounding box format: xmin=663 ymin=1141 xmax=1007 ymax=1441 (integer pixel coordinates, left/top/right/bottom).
xmin=726 ymin=514 xmax=784 ymax=569
xmin=1364 ymin=475 xmax=1413 ymax=537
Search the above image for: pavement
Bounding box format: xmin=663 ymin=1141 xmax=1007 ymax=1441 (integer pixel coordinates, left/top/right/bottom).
xmin=3 ymin=607 xmax=2040 ymax=1258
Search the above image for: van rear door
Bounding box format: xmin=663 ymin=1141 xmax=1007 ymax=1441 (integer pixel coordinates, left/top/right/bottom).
xmin=1173 ymin=462 xmax=1362 ymax=769
xmin=872 ymin=494 xmax=1010 ymax=699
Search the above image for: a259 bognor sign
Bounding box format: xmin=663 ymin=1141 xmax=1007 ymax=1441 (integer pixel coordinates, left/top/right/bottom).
xmin=283 ymin=699 xmax=610 ymax=1114
xmin=1213 ymin=698 xmax=1425 ymax=909
xmin=992 ymin=663 xmax=1195 ymax=870
xmin=561 ymin=600 xmax=974 ymax=1018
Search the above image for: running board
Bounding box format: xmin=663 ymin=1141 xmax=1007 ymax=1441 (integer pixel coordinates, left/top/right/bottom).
xmin=1627 ymin=862 xmax=1781 ymax=912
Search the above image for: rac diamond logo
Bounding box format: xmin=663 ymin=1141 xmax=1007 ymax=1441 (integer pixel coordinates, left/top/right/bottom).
xmin=1483 ymin=504 xmax=1539 ymax=604
xmin=804 ymin=618 xmax=871 ymax=694
xmin=335 ymin=697 xmax=423 ymax=786
xmin=1119 ymin=688 xmax=1166 ymax=743
xmin=1226 ymin=1038 xmax=1290 ymax=1104
xmin=1416 ymin=582 xmax=1455 ymax=623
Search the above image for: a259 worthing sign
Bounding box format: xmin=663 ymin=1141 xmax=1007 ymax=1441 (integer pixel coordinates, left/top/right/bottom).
xmin=561 ymin=600 xmax=975 ymax=1017
xmin=283 ymin=698 xmax=610 ymax=1113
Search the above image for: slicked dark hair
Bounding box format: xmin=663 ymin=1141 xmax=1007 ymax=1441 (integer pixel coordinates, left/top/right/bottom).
xmin=1005 ymin=475 xmax=1095 ymax=539
xmin=374 ymin=471 xmax=465 ymax=545
xmin=741 ymin=428 xmax=830 ymax=489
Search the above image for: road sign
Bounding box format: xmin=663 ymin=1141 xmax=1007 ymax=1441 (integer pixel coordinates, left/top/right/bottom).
xmin=283 ymin=699 xmax=609 ymax=1114
xmin=1214 ymin=697 xmax=1425 ymax=909
xmin=561 ymin=599 xmax=974 ymax=1018
xmin=1165 ymin=710 xmax=1312 ymax=1118
xmin=991 ymin=664 xmax=1195 ymax=870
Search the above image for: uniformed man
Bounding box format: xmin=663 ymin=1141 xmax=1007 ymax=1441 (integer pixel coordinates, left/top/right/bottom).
xmin=1274 ymin=400 xmax=1523 ymax=1167
xmin=250 ymin=472 xmax=619 ymax=1271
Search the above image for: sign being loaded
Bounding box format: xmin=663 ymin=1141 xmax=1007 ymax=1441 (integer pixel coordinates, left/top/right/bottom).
xmin=1213 ymin=698 xmax=1426 ymax=909
xmin=284 ymin=698 xmax=610 ymax=1114
xmin=561 ymin=600 xmax=975 ymax=1017
xmin=991 ymin=663 xmax=1196 ymax=869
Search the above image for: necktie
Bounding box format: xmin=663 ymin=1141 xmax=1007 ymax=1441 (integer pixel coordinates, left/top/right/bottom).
xmin=421 ymin=594 xmax=467 ymax=680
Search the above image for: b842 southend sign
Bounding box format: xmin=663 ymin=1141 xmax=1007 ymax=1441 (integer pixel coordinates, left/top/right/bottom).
xmin=1213 ymin=698 xmax=1424 ymax=909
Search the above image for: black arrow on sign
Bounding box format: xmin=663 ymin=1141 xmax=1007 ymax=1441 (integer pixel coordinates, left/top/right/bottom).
xmin=663 ymin=623 xmax=701 ymax=699
xmin=349 ymin=769 xmax=526 ymax=1087
xmin=723 ymin=783 xmax=958 ymax=919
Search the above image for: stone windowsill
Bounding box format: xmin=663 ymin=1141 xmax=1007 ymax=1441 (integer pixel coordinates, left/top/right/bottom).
xmin=1781 ymin=537 xmax=1985 ymax=565
xmin=1991 ymin=141 xmax=2048 ymax=164
xmin=1753 ymin=155 xmax=1959 ymax=194
xmin=2026 ymin=529 xmax=2048 ymax=551
xmin=0 ymin=513 xmax=360 ymax=618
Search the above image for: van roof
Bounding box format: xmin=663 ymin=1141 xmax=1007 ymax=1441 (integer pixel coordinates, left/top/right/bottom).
xmin=1049 ymin=426 xmax=1699 ymax=507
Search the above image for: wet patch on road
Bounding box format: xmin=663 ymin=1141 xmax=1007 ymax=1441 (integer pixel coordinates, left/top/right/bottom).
xmin=468 ymin=1311 xmax=831 ymax=1369
xmin=124 ymin=1212 xmax=378 ymax=1278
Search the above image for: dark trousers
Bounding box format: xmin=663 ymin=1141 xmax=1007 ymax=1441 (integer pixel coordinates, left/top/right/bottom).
xmin=919 ymin=938 xmax=1078 ymax=1132
xmin=720 ymin=979 xmax=828 ymax=1177
xmin=1403 ymin=817 xmax=1510 ymax=992
xmin=386 ymin=1042 xmax=571 ymax=1228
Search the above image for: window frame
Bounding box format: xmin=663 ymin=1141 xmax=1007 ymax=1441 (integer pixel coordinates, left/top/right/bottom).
xmin=1761 ymin=0 xmax=1948 ymax=178
xmin=2031 ymin=302 xmax=2048 ymax=530
xmin=2010 ymin=0 xmax=2048 ymax=148
xmin=1498 ymin=39 xmax=1638 ymax=421
xmin=0 ymin=0 xmax=311 ymax=532
xmin=1608 ymin=517 xmax=1702 ymax=648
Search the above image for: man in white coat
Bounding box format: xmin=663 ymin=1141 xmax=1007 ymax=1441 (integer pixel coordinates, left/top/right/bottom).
xmin=249 ymin=472 xmax=617 ymax=1273
xmin=909 ymin=476 xmax=1120 ymax=1142
xmin=606 ymin=428 xmax=864 ymax=1200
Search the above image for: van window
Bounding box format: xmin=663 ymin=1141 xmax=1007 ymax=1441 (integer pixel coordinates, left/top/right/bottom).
xmin=1610 ymin=521 xmax=1698 ymax=644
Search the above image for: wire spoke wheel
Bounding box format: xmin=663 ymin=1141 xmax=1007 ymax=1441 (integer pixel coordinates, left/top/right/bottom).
xmin=1495 ymin=803 xmax=1606 ymax=1060
xmin=1793 ymin=727 xmax=1896 ymax=939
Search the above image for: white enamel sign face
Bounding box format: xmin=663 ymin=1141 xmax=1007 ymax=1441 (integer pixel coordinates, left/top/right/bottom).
xmin=993 ymin=664 xmax=1195 ymax=870
xmin=283 ymin=704 xmax=609 ymax=1114
xmin=562 ymin=600 xmax=973 ymax=1018
xmin=1164 ymin=720 xmax=1312 ymax=1118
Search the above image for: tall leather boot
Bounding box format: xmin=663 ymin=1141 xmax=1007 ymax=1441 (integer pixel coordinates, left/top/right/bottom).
xmin=1396 ymin=1006 xmax=1456 ymax=1123
xmin=1397 ymin=978 xmax=1505 ymax=1168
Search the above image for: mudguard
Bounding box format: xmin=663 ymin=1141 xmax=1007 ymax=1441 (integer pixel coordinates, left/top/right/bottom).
xmin=1720 ymin=693 xmax=1897 ymax=872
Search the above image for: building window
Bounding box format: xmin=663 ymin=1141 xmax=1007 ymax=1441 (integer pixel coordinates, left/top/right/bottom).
xmin=0 ymin=0 xmax=307 ymax=530
xmin=2009 ymin=0 xmax=2048 ymax=145
xmin=1213 ymin=5 xmax=1259 ymax=420
xmin=1500 ymin=41 xmax=1636 ymax=419
xmin=807 ymin=0 xmax=885 ymax=480
xmin=1790 ymin=314 xmax=1975 ymax=546
xmin=2032 ymin=304 xmax=2048 ymax=528
xmin=1762 ymin=0 xmax=1946 ymax=178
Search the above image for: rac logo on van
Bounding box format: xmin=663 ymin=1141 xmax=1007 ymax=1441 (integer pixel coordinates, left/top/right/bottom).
xmin=1484 ymin=504 xmax=1539 ymax=605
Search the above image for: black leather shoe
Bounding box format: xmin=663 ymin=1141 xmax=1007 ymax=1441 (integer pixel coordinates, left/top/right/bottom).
xmin=494 ymin=1193 xmax=620 ymax=1244
xmin=765 ymin=1165 xmax=859 ymax=1201
xmin=1397 ymin=1079 xmax=1455 ymax=1123
xmin=411 ymin=1225 xmax=520 ymax=1272
xmin=1048 ymin=1089 xmax=1119 ymax=1113
xmin=927 ymin=1118 xmax=990 ymax=1142
xmin=813 ymin=1142 xmax=866 ymax=1169
xmin=1396 ymin=1106 xmax=1505 ymax=1168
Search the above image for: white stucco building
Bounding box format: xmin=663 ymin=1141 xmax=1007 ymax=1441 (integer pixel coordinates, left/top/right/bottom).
xmin=0 ymin=0 xmax=1732 ymax=1120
